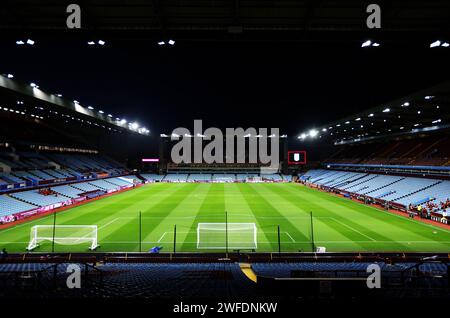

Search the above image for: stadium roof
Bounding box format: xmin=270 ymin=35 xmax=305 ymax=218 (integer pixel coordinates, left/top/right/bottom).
xmin=298 ymin=81 xmax=450 ymax=145
xmin=0 ymin=74 xmax=150 ymax=136
xmin=1 ymin=0 xmax=450 ymax=46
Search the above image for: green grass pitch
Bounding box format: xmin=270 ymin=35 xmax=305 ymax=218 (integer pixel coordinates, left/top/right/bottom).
xmin=1 ymin=183 xmax=450 ymax=253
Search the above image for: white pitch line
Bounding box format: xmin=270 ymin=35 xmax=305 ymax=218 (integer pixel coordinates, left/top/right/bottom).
xmin=118 ymin=215 xmax=333 ymax=220
xmin=4 ymin=240 xmax=450 ymax=245
xmin=330 ymin=217 xmax=376 ymax=242
xmin=99 ymin=218 xmax=120 ymax=230
xmin=284 ymin=231 xmax=296 ymax=243
xmin=157 ymin=231 xmax=167 ymax=243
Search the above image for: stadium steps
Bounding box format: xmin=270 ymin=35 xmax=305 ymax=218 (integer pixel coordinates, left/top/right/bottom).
xmin=336 ymin=174 xmax=374 ymax=189
xmin=103 ymin=178 xmax=126 ymax=187
xmin=329 ymin=173 xmax=368 ymax=188
xmin=362 ymin=177 xmax=405 ymax=195
xmin=322 ymin=172 xmax=355 ymax=186
xmin=410 ymin=139 xmax=444 ymax=163
xmin=7 ymin=193 xmax=39 ymax=206
xmin=399 ymin=143 xmax=423 ymax=159
xmin=392 ymin=180 xmax=442 ymax=202
xmin=310 ymin=171 xmax=344 ymax=184
xmin=342 ymin=175 xmax=379 ymax=191
xmin=376 ymin=190 xmax=396 ymax=199
xmin=134 ymin=174 xmax=147 ymax=182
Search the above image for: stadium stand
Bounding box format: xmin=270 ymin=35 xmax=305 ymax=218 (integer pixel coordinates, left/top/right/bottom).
xmin=163 ymin=174 xmax=188 ymax=182
xmin=140 ymin=174 xmax=165 ymax=182
xmin=262 ymin=174 xmax=283 ymax=181
xmin=302 ymin=169 xmax=450 ymax=214
xmin=0 ymin=195 xmax=37 ymax=217
xmin=0 ymin=257 xmax=448 ymax=300
xmin=326 ymin=135 xmax=450 ymax=167
xmin=9 ymin=190 xmax=71 ymax=207
xmin=187 ymin=174 xmax=212 ymax=182
xmin=71 ymin=181 xmax=103 ymax=192
xmin=212 ymin=174 xmax=236 ymax=182
xmin=88 ymin=179 xmax=123 ymax=191
xmin=50 ymin=185 xmax=86 ymax=199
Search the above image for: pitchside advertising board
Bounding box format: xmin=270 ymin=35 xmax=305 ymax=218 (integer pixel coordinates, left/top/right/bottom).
xmin=288 ymin=151 xmax=307 ymax=165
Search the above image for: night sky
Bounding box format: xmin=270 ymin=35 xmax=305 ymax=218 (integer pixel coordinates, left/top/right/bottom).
xmin=2 ymin=42 xmax=449 ymax=137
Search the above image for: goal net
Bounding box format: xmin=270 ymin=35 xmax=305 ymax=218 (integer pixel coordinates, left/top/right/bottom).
xmin=197 ymin=223 xmax=257 ymax=250
xmin=27 ymin=225 xmax=99 ymax=251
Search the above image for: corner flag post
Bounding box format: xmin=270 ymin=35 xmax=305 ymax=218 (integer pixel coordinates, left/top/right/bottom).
xmin=51 ymin=211 xmax=57 ymax=252
xmin=225 ymin=211 xmax=229 ymax=257
xmin=310 ymin=211 xmax=315 ymax=252
xmin=277 ymin=225 xmax=281 ymax=253
xmin=138 ymin=211 xmax=142 ymax=252
xmin=173 ymin=224 xmax=177 ymax=253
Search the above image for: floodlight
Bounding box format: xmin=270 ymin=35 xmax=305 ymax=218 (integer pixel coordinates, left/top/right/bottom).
xmin=299 ymin=133 xmax=307 ymax=140
xmin=130 ymin=122 xmax=139 ymax=130
xmin=309 ymin=129 xmax=319 ymax=138
xmin=382 ymin=108 xmax=390 ymax=112
xmin=168 ymin=39 xmax=175 ymax=45
xmin=158 ymin=41 xmax=165 ymax=46
xmin=401 ymin=102 xmax=410 ymax=107
xmin=107 ymin=114 xmax=113 ymax=117
xmin=372 ymin=42 xmax=380 ymax=47
xmin=88 ymin=106 xmax=94 ymax=110
xmin=361 ymin=40 xmax=372 ymax=47
xmin=87 ymin=41 xmax=95 ymax=45
xmin=7 ymin=74 xmax=13 ymax=78
xmin=442 ymin=42 xmax=450 ymax=47
xmin=99 ymin=110 xmax=104 ymax=114
xmin=368 ymin=113 xmax=374 ymax=117
xmin=56 ymin=94 xmax=62 ymax=97
xmin=16 ymin=40 xmax=25 ymax=45
xmin=98 ymin=40 xmax=106 ymax=45
xmin=430 ymin=40 xmax=441 ymax=48
xmin=26 ymin=39 xmax=35 ymax=45
xmin=30 ymin=82 xmax=39 ymax=88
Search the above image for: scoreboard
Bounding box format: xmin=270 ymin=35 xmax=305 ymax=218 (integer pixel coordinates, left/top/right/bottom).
xmin=288 ymin=151 xmax=307 ymax=165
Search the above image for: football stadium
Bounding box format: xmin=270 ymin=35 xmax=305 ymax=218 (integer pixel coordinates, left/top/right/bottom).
xmin=1 ymin=0 xmax=450 ymax=311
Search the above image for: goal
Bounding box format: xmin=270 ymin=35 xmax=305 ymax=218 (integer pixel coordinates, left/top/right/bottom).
xmin=197 ymin=223 xmax=257 ymax=250
xmin=27 ymin=225 xmax=99 ymax=251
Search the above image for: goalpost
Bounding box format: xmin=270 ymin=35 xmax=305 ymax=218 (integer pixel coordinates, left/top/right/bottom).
xmin=197 ymin=223 xmax=257 ymax=250
xmin=27 ymin=225 xmax=99 ymax=251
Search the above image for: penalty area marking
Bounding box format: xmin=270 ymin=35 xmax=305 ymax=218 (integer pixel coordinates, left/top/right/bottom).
xmin=156 ymin=230 xmax=296 ymax=243
xmin=329 ymin=217 xmax=376 ymax=242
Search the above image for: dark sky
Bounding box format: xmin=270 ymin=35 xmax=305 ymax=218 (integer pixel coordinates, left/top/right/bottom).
xmin=1 ymin=42 xmax=449 ymax=137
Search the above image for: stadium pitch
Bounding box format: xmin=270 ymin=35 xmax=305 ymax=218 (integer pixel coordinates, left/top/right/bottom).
xmin=1 ymin=183 xmax=450 ymax=253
